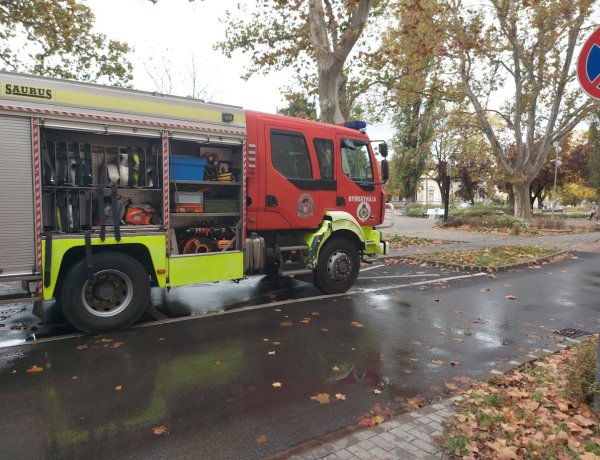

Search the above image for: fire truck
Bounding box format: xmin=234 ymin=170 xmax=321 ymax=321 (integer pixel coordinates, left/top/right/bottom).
xmin=0 ymin=72 xmax=392 ymax=333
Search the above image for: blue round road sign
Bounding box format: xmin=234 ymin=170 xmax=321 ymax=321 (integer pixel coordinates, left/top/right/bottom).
xmin=578 ymin=27 xmax=600 ymax=100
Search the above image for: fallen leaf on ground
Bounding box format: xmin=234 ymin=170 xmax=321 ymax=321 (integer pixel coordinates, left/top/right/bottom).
xmin=27 ymin=365 xmax=43 ymax=373
xmin=72 ymin=376 xmax=78 ymax=380
xmin=255 ymin=435 xmax=268 ymax=444
xmin=152 ymin=425 xmax=168 ymax=435
xmin=75 ymin=345 xmax=88 ymax=350
xmin=472 ymin=317 xmax=488 ymax=324
xmin=310 ymin=393 xmax=331 ymax=404
xmin=114 ymin=385 xmax=122 ymax=391
xmin=262 ymin=338 xmax=269 ymax=342
xmin=320 ymin=328 xmax=329 ymax=333
xmin=358 ymin=415 xmax=385 ymax=426
xmin=431 ymin=360 xmax=444 ymax=365
xmin=505 ymin=295 xmax=517 ymax=300
xmin=335 ymin=393 xmax=346 ymax=401
xmin=480 ymin=288 xmax=490 ymax=292
xmin=272 ymin=341 xmax=282 ymax=346
xmin=331 ymin=366 xmax=340 ymax=372
xmin=453 ymin=338 xmax=464 ymax=343
xmin=279 ymin=320 xmax=293 ymax=327
xmin=373 ymin=389 xmax=382 ymax=395
xmin=158 ymin=337 xmax=165 ymax=341
xmin=351 ymin=321 xmax=364 ymax=328
xmin=267 ymin=351 xmax=276 ymax=356
xmin=453 ymin=309 xmax=464 ymax=314
xmin=214 ymin=360 xmax=222 ymax=365
xmin=299 ymin=318 xmax=311 ymax=324
xmin=312 ymin=312 xmax=320 ymax=316
xmin=272 ymin=382 xmax=282 ymax=388
xmin=450 ymin=361 xmax=460 ymax=366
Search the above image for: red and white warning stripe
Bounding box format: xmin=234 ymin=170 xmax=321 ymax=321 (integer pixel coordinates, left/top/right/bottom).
xmin=162 ymin=132 xmax=170 ymax=255
xmin=31 ymin=117 xmax=43 ymax=293
xmin=0 ymin=104 xmax=245 ymax=137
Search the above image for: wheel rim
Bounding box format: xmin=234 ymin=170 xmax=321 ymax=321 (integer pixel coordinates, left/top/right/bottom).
xmin=81 ymin=269 xmax=134 ymax=318
xmin=326 ymin=249 xmax=353 ymax=283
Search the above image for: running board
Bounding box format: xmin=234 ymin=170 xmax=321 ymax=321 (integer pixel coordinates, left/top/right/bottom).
xmin=280 ymin=269 xmax=313 ymax=276
xmin=0 ymin=292 xmax=41 ymax=305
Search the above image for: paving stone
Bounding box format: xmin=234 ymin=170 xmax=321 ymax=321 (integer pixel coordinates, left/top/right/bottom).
xmin=427 ymin=421 xmax=445 ymax=432
xmin=408 ymin=428 xmax=433 ymax=444
xmin=334 ymin=449 xmax=359 ymax=460
xmin=356 ymin=439 xmax=376 ymax=451
xmin=369 ymin=446 xmax=394 ymax=459
xmin=353 ymin=430 xmax=374 ymax=441
xmin=347 ymin=444 xmax=375 ymax=460
xmin=413 ymin=421 xmax=436 ymax=434
xmin=427 ymin=413 xmax=445 ymax=423
xmin=379 ymin=432 xmax=397 ymax=443
xmin=371 ymin=436 xmax=396 ymax=452
xmin=391 ymin=441 xmax=433 ymax=459
xmin=412 ymin=437 xmax=439 ymax=454
xmin=322 ymin=455 xmax=338 ymax=460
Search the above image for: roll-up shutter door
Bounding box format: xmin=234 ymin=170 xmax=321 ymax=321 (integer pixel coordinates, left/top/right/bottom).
xmin=0 ymin=115 xmax=35 ymax=276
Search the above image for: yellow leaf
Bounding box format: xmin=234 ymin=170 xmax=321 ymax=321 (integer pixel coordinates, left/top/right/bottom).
xmin=71 ymin=375 xmax=78 ymax=380
xmin=351 ymin=321 xmax=364 ymax=328
xmin=335 ymin=393 xmax=346 ymax=401
xmin=373 ymin=389 xmax=382 ymax=395
xmin=256 ymin=434 xmax=268 ymax=444
xmin=272 ymin=381 xmax=282 ymax=388
xmin=267 ymin=351 xmax=276 ymax=356
xmin=114 ymin=385 xmax=122 ymax=391
xmin=331 ymin=366 xmax=340 ymax=372
xmin=272 ymin=341 xmax=282 ymax=346
xmin=214 ymin=360 xmax=222 ymax=365
xmin=310 ymin=393 xmax=331 ymax=404
xmin=299 ymin=318 xmax=311 ymax=324
xmin=27 ymin=365 xmax=44 ymax=373
xmin=431 ymin=360 xmax=444 ymax=365
xmin=320 ymin=328 xmax=329 ymax=333
xmin=505 ymin=295 xmax=517 ymax=300
xmin=152 ymin=425 xmax=168 ymax=435
xmin=312 ymin=312 xmax=320 ymax=316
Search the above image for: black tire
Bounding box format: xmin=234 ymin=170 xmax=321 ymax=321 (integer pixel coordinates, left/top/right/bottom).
xmin=314 ymin=237 xmax=360 ymax=294
xmin=60 ymin=252 xmax=150 ymax=333
xmin=262 ymin=262 xmax=282 ymax=279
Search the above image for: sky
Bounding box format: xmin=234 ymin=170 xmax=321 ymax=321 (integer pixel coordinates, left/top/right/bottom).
xmin=85 ymin=0 xmax=393 ymax=141
xmin=86 ymin=0 xmax=394 ymax=141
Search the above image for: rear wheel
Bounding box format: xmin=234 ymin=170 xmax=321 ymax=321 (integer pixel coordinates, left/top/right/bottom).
xmin=60 ymin=252 xmax=150 ymax=333
xmin=314 ymin=237 xmax=360 ymax=294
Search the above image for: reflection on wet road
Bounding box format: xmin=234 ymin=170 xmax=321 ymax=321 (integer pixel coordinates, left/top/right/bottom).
xmin=0 ymin=254 xmax=598 ymax=459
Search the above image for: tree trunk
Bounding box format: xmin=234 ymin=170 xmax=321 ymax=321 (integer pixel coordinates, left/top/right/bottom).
xmin=513 ymin=182 xmax=532 ymax=218
xmin=317 ymin=66 xmax=344 ymax=124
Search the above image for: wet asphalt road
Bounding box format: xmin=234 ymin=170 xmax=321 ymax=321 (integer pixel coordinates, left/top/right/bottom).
xmin=0 ymin=251 xmax=599 ymax=459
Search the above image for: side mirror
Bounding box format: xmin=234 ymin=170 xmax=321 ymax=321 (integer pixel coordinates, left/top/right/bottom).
xmin=379 ymin=143 xmax=389 ymax=158
xmin=381 ymin=159 xmax=389 ymax=182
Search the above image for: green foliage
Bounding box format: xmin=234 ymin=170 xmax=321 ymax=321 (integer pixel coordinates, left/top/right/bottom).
xmin=557 ymin=181 xmax=597 ymax=206
xmin=563 ymin=339 xmax=598 ymax=405
xmin=445 ymin=434 xmax=468 ymax=456
xmin=0 ymin=0 xmax=132 ymax=85
xmin=277 ymin=92 xmax=318 ymax=120
xmin=444 ymin=213 xmax=529 ymax=231
xmin=589 ymin=115 xmax=600 ymax=194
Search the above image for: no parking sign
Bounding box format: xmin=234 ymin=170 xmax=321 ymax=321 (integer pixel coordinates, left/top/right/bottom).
xmin=577 ymin=26 xmax=600 ymax=100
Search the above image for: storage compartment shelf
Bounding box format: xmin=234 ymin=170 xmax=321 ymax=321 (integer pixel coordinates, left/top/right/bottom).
xmin=171 ymin=180 xmax=241 ymax=186
xmin=171 ymin=212 xmax=240 ymax=217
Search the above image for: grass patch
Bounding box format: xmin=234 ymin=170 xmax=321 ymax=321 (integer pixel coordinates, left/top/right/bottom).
xmin=444 ymin=338 xmax=600 ymax=459
xmin=386 ymin=235 xmax=450 ymax=249
xmin=424 ymin=245 xmax=558 ymax=268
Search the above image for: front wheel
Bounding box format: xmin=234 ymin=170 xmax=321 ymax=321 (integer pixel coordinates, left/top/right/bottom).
xmin=60 ymin=252 xmax=150 ymax=333
xmin=314 ymin=237 xmax=360 ymax=294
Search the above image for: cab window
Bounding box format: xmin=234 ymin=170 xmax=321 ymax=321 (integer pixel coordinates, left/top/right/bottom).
xmin=270 ymin=130 xmax=312 ymax=180
xmin=341 ymin=139 xmax=373 ymax=184
xmin=313 ymin=138 xmax=334 ymax=180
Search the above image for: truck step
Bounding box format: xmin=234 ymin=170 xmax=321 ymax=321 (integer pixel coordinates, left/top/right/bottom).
xmin=280 ymin=269 xmax=313 ymax=276
xmin=278 ymin=245 xmax=309 ymax=252
xmin=0 ymin=292 xmax=41 ymax=305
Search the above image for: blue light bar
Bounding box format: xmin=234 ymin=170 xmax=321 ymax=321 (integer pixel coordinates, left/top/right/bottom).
xmin=343 ymin=121 xmax=367 ymax=131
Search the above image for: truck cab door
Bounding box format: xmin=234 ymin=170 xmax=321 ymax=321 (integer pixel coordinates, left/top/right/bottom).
xmin=259 ymin=127 xmax=322 ymax=229
xmin=334 ymin=137 xmax=381 ymax=226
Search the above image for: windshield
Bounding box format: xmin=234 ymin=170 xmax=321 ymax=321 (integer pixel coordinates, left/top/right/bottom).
xmin=341 ymin=140 xmax=373 ymax=185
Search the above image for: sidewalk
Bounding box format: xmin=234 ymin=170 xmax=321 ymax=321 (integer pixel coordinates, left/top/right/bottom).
xmin=285 ymin=218 xmax=600 ymax=460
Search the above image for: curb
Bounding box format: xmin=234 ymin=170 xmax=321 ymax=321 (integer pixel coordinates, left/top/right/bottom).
xmin=380 ymin=250 xmax=570 ymax=273
xmin=279 ymin=335 xmax=591 ymax=460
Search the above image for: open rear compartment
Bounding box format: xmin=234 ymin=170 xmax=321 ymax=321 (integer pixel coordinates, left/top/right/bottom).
xmin=40 ymin=128 xmax=164 ymax=236
xmin=168 ymin=139 xmax=244 ymax=257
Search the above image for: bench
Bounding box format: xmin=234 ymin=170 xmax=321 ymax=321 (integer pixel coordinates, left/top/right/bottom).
xmin=426 ymin=208 xmax=445 ymax=219
xmin=542 ymin=209 xmax=563 ymax=214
